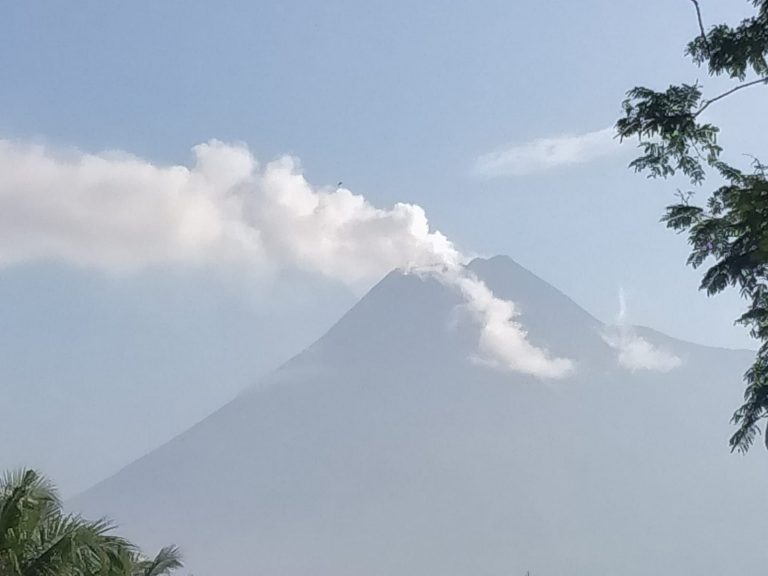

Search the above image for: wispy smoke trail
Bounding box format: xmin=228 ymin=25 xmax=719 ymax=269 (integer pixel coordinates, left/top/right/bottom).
xmin=603 ymin=287 xmax=681 ymax=372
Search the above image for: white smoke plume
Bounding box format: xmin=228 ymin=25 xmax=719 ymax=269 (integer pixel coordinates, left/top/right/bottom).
xmin=603 ymin=288 xmax=681 ymax=372
xmin=451 ymin=272 xmax=575 ymax=378
xmin=0 ymin=137 xmax=574 ymax=379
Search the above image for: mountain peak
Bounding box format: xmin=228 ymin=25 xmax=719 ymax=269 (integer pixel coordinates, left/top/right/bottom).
xmin=302 ymin=255 xmax=610 ymax=373
xmin=468 ymin=253 xmax=521 ymax=267
xmin=270 ymin=255 xmax=615 ymax=384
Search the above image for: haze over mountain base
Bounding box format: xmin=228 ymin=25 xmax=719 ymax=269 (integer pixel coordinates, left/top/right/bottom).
xmin=73 ymin=257 xmax=766 ymax=576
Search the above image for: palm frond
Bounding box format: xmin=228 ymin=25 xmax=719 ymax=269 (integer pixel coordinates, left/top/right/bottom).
xmin=0 ymin=469 xmax=179 ymax=576
xmin=135 ymin=546 xmax=183 ymax=576
xmin=0 ymin=470 xmax=59 ymax=554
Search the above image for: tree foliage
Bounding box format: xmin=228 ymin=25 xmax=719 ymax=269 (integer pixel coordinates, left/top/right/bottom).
xmin=616 ymin=0 xmax=768 ymax=452
xmin=0 ymin=469 xmax=182 ymax=576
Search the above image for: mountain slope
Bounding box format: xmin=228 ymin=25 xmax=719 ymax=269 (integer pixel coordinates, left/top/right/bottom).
xmin=72 ymin=256 xmax=765 ymax=576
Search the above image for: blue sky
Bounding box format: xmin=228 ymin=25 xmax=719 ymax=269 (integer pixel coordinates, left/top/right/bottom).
xmin=1 ymin=0 xmax=765 ymax=494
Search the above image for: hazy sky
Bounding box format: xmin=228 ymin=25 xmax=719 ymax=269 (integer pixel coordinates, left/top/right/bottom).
xmin=1 ymin=0 xmax=765 ymax=495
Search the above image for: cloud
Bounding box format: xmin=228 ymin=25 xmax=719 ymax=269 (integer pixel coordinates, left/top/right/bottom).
xmin=602 ymin=289 xmax=681 ymax=372
xmin=472 ymin=127 xmax=622 ymax=178
xmin=0 ymin=137 xmax=574 ymax=379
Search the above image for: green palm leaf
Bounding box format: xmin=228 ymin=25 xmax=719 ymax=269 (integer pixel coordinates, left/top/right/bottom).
xmin=0 ymin=469 xmax=180 ymax=576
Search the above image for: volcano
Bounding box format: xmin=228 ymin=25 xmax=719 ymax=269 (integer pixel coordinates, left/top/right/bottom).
xmin=72 ymin=256 xmax=767 ymax=576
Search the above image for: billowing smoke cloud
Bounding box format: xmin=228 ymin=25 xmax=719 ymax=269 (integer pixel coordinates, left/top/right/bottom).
xmin=0 ymin=138 xmax=574 ymax=379
xmin=0 ymin=140 xmax=260 ymax=272
xmin=603 ymin=289 xmax=681 ymax=372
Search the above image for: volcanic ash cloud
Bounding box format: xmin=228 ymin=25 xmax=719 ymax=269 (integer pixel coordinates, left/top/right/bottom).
xmin=0 ymin=138 xmax=575 ymax=379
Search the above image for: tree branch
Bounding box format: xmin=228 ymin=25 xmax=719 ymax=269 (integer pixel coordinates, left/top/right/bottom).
xmin=695 ymin=77 xmax=768 ymax=116
xmin=690 ymin=0 xmax=710 ymax=54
